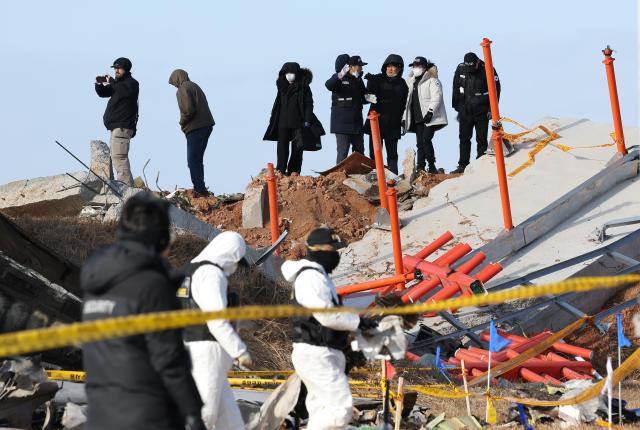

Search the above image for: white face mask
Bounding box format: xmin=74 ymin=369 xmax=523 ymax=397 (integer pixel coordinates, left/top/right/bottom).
xmin=350 ymin=70 xmax=361 ymax=78
xmin=285 ymin=73 xmax=295 ymax=83
xmin=413 ymin=67 xmax=424 ymax=77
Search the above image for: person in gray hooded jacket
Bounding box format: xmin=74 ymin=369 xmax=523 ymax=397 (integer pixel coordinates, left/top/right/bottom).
xmin=403 ymin=57 xmax=448 ymax=174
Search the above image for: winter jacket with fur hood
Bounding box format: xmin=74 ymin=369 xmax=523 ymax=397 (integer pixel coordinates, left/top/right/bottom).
xmin=403 ymin=65 xmax=448 ymax=129
xmin=169 ymin=69 xmax=215 ymax=135
xmin=264 ymin=62 xmax=325 ymax=141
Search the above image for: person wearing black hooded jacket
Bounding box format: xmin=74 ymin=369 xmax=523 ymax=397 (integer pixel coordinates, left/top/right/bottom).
xmin=81 ymin=192 xmax=205 ymax=430
xmin=264 ymin=62 xmax=325 ymax=176
xmin=325 ymin=54 xmax=369 ymax=164
xmin=451 ymin=52 xmax=501 ymax=173
xmin=363 ymin=54 xmax=409 ymax=174
xmin=95 ymin=57 xmax=139 ymax=186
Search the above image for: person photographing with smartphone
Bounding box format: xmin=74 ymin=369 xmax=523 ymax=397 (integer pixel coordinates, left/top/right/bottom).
xmin=95 ymin=57 xmax=139 ymax=187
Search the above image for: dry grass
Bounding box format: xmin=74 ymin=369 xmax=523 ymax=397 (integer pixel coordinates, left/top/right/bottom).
xmin=230 ymin=266 xmax=293 ymax=370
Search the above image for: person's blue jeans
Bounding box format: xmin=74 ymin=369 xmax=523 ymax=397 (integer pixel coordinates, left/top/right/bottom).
xmin=186 ymin=125 xmax=213 ymax=192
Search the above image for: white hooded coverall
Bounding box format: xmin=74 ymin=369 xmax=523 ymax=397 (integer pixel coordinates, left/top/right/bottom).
xmin=282 ymin=259 xmax=361 ymax=430
xmin=186 ymin=231 xmax=247 ymax=430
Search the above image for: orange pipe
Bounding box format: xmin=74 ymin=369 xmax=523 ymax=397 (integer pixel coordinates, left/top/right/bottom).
xmin=519 ymin=368 xmax=547 ymax=383
xmin=480 ymin=38 xmax=513 ymax=231
xmin=414 ymin=231 xmax=454 ymax=260
xmin=337 ymin=272 xmax=416 ymax=296
xmin=434 ymin=243 xmax=473 ymax=266
xmin=602 ymin=46 xmax=627 ymax=155
xmin=368 ymin=111 xmax=388 ymax=210
xmin=266 ymin=163 xmax=280 ymax=253
xmin=423 ymin=253 xmax=486 ymax=316
xmin=496 ymin=332 xmax=592 ymax=360
xmin=475 ymin=263 xmax=503 ymax=283
xmin=386 ymin=181 xmax=404 ymax=291
xmin=561 ymin=367 xmax=593 ymax=380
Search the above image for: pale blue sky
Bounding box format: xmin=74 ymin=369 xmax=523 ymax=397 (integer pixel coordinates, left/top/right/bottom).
xmin=1 ymin=1 xmax=637 ymax=193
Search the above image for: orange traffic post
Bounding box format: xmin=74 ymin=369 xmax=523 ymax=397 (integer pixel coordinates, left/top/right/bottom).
xmin=602 ymin=45 xmax=627 ymax=155
xmin=368 ymin=110 xmax=388 ymax=210
xmin=266 ymin=163 xmax=280 ymax=253
xmin=386 ymin=180 xmax=404 ymax=291
xmin=481 ymin=38 xmax=513 ymax=231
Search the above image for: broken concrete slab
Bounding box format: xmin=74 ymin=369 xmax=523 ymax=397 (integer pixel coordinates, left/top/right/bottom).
xmin=402 ymin=147 xmax=417 ymax=183
xmin=89 ymin=140 xmax=112 ymax=182
xmin=0 ymin=251 xmax=82 ymax=322
xmin=343 ymin=175 xmax=376 ymax=197
xmin=0 ymin=171 xmax=101 ymax=217
xmin=0 ymin=213 xmax=81 ymax=296
xmin=334 ymin=118 xmax=640 ymax=291
xmin=242 ymin=183 xmax=267 ymax=228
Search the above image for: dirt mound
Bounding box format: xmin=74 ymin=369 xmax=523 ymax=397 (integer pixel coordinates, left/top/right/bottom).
xmin=189 ymin=172 xmax=379 ymax=257
xmin=185 ymin=171 xmax=459 ymax=257
xmin=566 ymin=282 xmax=640 ymax=377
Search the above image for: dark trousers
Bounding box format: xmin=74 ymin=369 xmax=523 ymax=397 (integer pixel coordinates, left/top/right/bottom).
xmin=335 ymin=133 xmax=364 ymax=164
xmin=186 ymin=125 xmax=213 ymax=192
xmin=368 ymin=136 xmax=399 ymax=174
xmin=415 ymin=123 xmax=437 ymax=170
xmin=276 ymin=128 xmax=304 ymax=175
xmin=458 ymin=113 xmax=489 ymax=167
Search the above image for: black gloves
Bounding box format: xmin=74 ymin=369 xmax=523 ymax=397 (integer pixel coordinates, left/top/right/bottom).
xmin=423 ymin=110 xmax=433 ymax=124
xmin=364 ymin=73 xmax=374 ymax=80
xmin=358 ymin=317 xmax=379 ymax=331
xmin=184 ymin=414 xmax=206 ymax=430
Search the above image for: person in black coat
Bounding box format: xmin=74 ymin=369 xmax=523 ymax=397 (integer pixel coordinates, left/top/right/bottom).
xmin=95 ymin=57 xmax=139 ymax=186
xmin=81 ymin=192 xmax=205 ymax=430
xmin=451 ymin=52 xmax=501 ymax=173
xmin=325 ymin=54 xmax=371 ymax=164
xmin=264 ymin=62 xmax=324 ymax=176
xmin=363 ymin=54 xmax=409 ymax=174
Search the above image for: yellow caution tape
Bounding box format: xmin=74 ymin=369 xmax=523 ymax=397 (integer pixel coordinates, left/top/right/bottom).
xmin=46 ymin=370 xmax=86 ymax=382
xmin=1 ymin=275 xmax=638 ymax=358
xmin=468 ymin=317 xmax=588 ymax=387
xmin=501 ymin=117 xmax=615 ymax=177
xmin=408 ymin=384 xmax=468 ymax=399
xmin=227 ymin=367 xmax=460 ymax=377
xmin=486 ymin=395 xmax=498 ymax=424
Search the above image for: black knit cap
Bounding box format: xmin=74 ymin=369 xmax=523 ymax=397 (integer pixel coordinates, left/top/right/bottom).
xmin=306 ymin=227 xmax=346 ymax=249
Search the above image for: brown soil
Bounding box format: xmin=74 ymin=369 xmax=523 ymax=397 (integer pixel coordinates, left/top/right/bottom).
xmin=188 ymin=172 xmax=380 ymax=258
xmin=566 ymin=282 xmax=640 ymax=377
xmin=185 ymin=171 xmax=459 ymax=258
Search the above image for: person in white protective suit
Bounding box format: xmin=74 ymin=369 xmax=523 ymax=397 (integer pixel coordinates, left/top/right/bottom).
xmin=282 ymin=227 xmax=378 ymax=430
xmin=177 ymin=231 xmax=253 ymax=430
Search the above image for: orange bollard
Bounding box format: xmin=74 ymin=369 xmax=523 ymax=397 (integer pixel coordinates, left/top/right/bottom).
xmin=602 ymin=46 xmax=627 ymax=155
xmin=368 ymin=111 xmax=388 ymax=210
xmin=481 ymin=38 xmax=513 ymax=231
xmin=266 ymin=163 xmax=280 ymax=253
xmin=386 ymin=181 xmax=404 ymax=291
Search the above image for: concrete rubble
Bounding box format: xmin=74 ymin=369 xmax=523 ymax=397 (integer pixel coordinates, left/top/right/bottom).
xmin=0 ymin=117 xmax=639 ymax=428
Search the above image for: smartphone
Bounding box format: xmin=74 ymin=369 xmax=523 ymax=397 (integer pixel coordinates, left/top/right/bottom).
xmin=96 ymin=76 xmax=107 ymax=83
